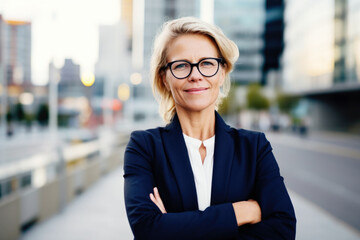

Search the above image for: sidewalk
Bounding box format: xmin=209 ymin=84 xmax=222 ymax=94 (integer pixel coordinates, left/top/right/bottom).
xmin=291 ymin=190 xmax=360 ymax=240
xmin=20 ymin=166 xmax=360 ymax=240
xmin=20 ymin=167 xmax=133 ymax=240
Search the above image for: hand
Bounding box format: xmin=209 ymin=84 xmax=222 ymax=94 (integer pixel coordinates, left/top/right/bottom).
xmin=232 ymin=199 xmax=261 ymax=226
xmin=150 ymin=187 xmax=167 ymax=214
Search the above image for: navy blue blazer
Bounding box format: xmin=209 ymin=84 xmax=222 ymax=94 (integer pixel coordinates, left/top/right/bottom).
xmin=124 ymin=112 xmax=296 ymax=240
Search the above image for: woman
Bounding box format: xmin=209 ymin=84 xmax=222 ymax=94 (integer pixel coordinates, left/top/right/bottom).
xmin=124 ymin=17 xmax=296 ymax=240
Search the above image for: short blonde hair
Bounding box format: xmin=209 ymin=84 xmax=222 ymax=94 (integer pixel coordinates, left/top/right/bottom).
xmin=150 ymin=17 xmax=239 ymax=123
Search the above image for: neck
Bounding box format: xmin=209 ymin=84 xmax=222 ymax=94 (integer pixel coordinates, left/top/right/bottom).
xmin=176 ymin=107 xmax=216 ymax=141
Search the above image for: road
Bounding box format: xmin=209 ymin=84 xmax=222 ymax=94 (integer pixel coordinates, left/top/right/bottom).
xmin=267 ymin=131 xmax=360 ymax=233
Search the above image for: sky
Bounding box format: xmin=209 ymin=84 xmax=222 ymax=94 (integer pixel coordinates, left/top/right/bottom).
xmin=0 ymin=0 xmax=120 ymax=85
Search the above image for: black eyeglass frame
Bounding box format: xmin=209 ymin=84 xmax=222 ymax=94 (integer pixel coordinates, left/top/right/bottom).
xmin=164 ymin=57 xmax=224 ymax=79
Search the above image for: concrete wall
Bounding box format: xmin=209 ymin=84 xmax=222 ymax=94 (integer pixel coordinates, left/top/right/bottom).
xmin=0 ymin=144 xmax=126 ymax=240
xmin=0 ymin=194 xmax=20 ymax=240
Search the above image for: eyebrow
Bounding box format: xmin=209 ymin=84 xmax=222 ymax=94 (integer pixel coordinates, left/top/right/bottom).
xmin=169 ymin=57 xmax=219 ymax=63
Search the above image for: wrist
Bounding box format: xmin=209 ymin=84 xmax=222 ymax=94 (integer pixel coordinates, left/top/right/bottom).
xmin=232 ymin=202 xmax=251 ymax=226
xmin=232 ymin=200 xmax=261 ymax=226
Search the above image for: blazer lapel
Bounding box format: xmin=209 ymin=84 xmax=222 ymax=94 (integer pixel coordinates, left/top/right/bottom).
xmin=162 ymin=114 xmax=198 ymax=211
xmin=211 ymin=112 xmax=234 ymax=205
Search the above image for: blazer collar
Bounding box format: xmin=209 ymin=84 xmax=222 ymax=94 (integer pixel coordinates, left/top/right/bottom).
xmin=211 ymin=112 xmax=234 ymax=205
xmin=163 ymin=111 xmax=233 ymax=209
xmin=163 ymin=114 xmax=198 ymax=211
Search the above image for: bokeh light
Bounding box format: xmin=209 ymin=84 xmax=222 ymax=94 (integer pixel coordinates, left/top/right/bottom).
xmin=118 ymin=83 xmax=130 ymax=101
xmin=19 ymin=92 xmax=34 ymax=105
xmin=81 ymin=72 xmax=95 ymax=87
xmin=130 ymin=72 xmax=142 ymax=85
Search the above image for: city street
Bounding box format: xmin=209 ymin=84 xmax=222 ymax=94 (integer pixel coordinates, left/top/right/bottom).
xmin=1 ymin=0 xmax=360 ymax=239
xmin=18 ymin=130 xmax=360 ymax=240
xmin=267 ymin=131 xmax=360 ymax=233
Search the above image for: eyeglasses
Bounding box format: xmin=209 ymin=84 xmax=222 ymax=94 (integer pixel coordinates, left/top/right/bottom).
xmin=164 ymin=57 xmax=223 ymax=79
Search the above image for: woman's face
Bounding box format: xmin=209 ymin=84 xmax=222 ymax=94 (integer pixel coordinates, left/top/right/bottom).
xmin=163 ymin=34 xmax=225 ymax=114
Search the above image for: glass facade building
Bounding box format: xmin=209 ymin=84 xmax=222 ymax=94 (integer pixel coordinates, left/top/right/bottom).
xmin=142 ymin=0 xmax=200 ymax=72
xmin=0 ymin=17 xmax=31 ymax=87
xmin=214 ymin=0 xmax=266 ymax=84
xmin=282 ymin=0 xmax=360 ymax=92
xmin=347 ymin=0 xmax=360 ymax=83
xmin=127 ymin=0 xmax=201 ymax=122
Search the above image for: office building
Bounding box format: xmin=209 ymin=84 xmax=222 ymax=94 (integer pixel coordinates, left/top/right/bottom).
xmin=282 ymin=0 xmax=360 ymax=132
xmin=214 ymin=0 xmax=266 ymax=84
xmin=0 ymin=16 xmax=31 ymax=87
xmin=58 ymin=58 xmax=82 ymax=98
xmin=123 ymin=0 xmax=201 ymax=122
xmin=121 ymin=0 xmax=133 ymax=51
xmin=262 ymin=0 xmax=284 ymax=86
xmin=94 ymin=22 xmax=130 ymax=123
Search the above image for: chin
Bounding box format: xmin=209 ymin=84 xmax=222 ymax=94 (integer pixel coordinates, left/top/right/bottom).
xmin=183 ymin=101 xmax=215 ymax=112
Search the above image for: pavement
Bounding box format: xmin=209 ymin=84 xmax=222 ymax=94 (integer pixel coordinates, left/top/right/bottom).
xmin=20 ymin=165 xmax=360 ymax=240
xmin=20 ymin=166 xmax=133 ymax=240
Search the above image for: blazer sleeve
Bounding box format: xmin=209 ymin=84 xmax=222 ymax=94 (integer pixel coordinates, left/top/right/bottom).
xmin=124 ymin=131 xmax=239 ymax=240
xmin=237 ymin=132 xmax=296 ymax=239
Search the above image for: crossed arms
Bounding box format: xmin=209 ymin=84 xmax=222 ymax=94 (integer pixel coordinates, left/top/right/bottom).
xmin=124 ymin=131 xmax=296 ymax=240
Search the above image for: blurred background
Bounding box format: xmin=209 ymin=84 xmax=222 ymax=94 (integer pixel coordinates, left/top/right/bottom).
xmin=0 ymin=0 xmax=360 ymax=239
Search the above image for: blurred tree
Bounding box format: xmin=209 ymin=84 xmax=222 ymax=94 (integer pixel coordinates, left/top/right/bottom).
xmin=37 ymin=103 xmax=49 ymax=127
xmin=58 ymin=114 xmax=69 ymax=127
xmin=6 ymin=109 xmax=13 ymax=123
xmin=25 ymin=113 xmax=34 ymax=131
xmin=276 ymin=92 xmax=299 ymax=114
xmin=218 ymin=86 xmax=238 ymax=115
xmin=6 ymin=108 xmax=14 ymax=136
xmin=246 ymin=84 xmax=270 ymax=110
xmin=246 ymin=84 xmax=270 ymax=130
xmin=14 ymin=102 xmax=25 ymax=122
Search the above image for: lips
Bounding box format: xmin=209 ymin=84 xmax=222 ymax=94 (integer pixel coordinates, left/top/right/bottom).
xmin=184 ymin=87 xmax=208 ymax=93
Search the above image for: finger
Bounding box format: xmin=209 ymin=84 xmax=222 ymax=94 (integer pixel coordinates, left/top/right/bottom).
xmin=150 ymin=192 xmax=166 ymax=214
xmin=154 ymin=187 xmax=167 ymax=213
xmin=150 ymin=193 xmax=163 ymax=211
xmin=154 ymin=188 xmax=166 ymax=212
xmin=154 ymin=187 xmax=160 ymax=198
xmin=150 ymin=193 xmax=156 ymax=203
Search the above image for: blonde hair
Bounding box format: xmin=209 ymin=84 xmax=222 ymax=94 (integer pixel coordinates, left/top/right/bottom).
xmin=150 ymin=17 xmax=239 ymax=123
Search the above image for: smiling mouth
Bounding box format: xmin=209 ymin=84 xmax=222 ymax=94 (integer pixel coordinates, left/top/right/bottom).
xmin=184 ymin=87 xmax=208 ymax=93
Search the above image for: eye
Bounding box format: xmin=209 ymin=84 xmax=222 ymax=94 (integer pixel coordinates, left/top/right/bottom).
xmin=200 ymin=59 xmax=216 ymax=67
xmin=172 ymin=62 xmax=189 ymax=70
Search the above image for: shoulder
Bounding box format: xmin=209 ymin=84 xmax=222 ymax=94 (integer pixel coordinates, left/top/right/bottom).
xmin=127 ymin=126 xmax=166 ymax=151
xmin=225 ymin=123 xmax=266 ymax=142
xmin=128 ymin=126 xmax=164 ymax=145
xmin=225 ymin=124 xmax=271 ymax=153
xmin=216 ymin=112 xmax=269 ymax=150
xmin=129 ymin=127 xmax=163 ymax=140
xmin=125 ymin=127 xmax=165 ymax=163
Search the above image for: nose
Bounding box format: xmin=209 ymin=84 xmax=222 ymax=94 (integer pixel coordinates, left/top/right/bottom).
xmin=188 ymin=65 xmax=203 ymax=81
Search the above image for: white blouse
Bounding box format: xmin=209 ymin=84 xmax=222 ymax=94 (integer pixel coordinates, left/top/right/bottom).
xmin=183 ymin=133 xmax=215 ymax=211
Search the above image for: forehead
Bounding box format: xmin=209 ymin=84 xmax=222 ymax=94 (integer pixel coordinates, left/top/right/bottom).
xmin=166 ymin=34 xmax=219 ymax=62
